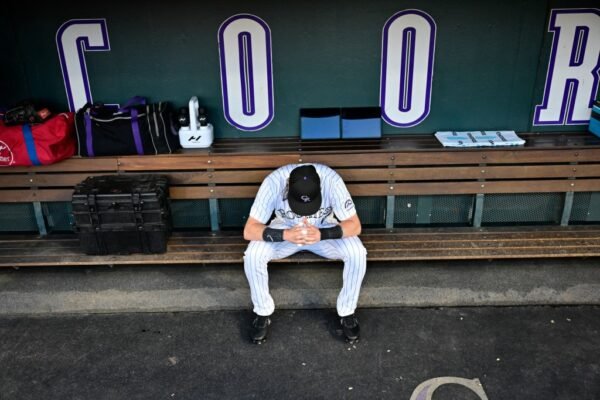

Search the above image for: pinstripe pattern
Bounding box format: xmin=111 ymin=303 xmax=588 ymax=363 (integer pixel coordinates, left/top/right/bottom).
xmin=243 ymin=237 xmax=367 ymax=317
xmin=249 ymin=163 xmax=356 ymax=228
xmin=306 ymin=236 xmax=367 ymax=316
xmin=244 ymin=163 xmax=366 ymax=317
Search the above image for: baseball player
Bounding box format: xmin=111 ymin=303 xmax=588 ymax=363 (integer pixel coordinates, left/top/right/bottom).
xmin=243 ymin=163 xmax=367 ymax=344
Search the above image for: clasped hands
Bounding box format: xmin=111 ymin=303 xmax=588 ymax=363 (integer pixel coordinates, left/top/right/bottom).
xmin=283 ymin=217 xmax=320 ymax=246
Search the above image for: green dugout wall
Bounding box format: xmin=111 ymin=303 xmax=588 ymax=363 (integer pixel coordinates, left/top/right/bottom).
xmin=1 ymin=0 xmax=599 ymax=138
xmin=1 ymin=1 xmax=599 ymax=233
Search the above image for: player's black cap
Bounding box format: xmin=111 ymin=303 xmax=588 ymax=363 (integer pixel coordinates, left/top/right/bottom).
xmin=288 ymin=165 xmax=322 ymax=216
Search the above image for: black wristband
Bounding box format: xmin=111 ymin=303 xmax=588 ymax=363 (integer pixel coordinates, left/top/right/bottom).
xmin=263 ymin=227 xmax=284 ymax=242
xmin=319 ymin=225 xmax=343 ymax=240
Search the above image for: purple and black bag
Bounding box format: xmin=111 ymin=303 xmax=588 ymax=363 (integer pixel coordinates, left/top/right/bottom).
xmin=74 ymin=96 xmax=180 ymax=157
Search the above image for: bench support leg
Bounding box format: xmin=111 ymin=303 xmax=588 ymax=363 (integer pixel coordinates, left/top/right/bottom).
xmin=561 ymin=191 xmax=574 ymax=226
xmin=385 ymin=195 xmax=395 ymax=230
xmin=209 ymin=198 xmax=220 ymax=232
xmin=33 ymin=201 xmax=47 ymax=237
xmin=473 ymin=194 xmax=485 ymax=228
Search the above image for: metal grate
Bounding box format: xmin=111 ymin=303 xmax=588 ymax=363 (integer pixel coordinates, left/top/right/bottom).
xmin=170 ymin=200 xmax=211 ymax=230
xmin=44 ymin=202 xmax=74 ymax=233
xmin=0 ymin=203 xmax=38 ymax=233
xmin=482 ymin=193 xmax=563 ymax=225
xmin=219 ymin=199 xmax=254 ymax=229
xmin=394 ymin=195 xmax=473 ymax=226
xmin=570 ymin=192 xmax=600 ymax=223
xmin=354 ymin=197 xmax=385 ymax=227
xmin=394 ymin=195 xmax=419 ymax=225
xmin=430 ymin=195 xmax=474 ymax=224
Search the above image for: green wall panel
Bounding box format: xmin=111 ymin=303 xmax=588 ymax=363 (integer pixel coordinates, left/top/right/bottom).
xmin=0 ymin=14 xmax=29 ymax=105
xmin=354 ymin=197 xmax=386 ymax=227
xmin=394 ymin=195 xmax=473 ymax=226
xmin=44 ymin=202 xmax=74 ymax=233
xmin=170 ymin=200 xmax=211 ymax=230
xmin=0 ymin=203 xmax=38 ymax=233
xmin=482 ymin=193 xmax=563 ymax=225
xmin=1 ymin=1 xmax=598 ymax=138
xmin=570 ymin=192 xmax=600 ymax=223
xmin=219 ymin=199 xmax=254 ymax=229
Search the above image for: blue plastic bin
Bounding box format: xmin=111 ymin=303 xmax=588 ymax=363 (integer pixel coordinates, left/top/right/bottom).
xmin=341 ymin=107 xmax=381 ymax=139
xmin=300 ymin=108 xmax=341 ymax=140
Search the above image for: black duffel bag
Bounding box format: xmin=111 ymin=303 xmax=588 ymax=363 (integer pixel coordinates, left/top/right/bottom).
xmin=74 ymin=96 xmax=180 ymax=157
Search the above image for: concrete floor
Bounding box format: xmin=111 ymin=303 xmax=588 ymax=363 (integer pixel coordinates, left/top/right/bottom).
xmin=1 ymin=258 xmax=600 ymax=315
xmin=1 ymin=306 xmax=598 ymax=400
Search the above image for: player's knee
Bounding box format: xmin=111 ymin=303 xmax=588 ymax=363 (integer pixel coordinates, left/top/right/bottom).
xmin=340 ymin=240 xmax=367 ymax=263
xmin=244 ymin=241 xmax=272 ymax=265
xmin=355 ymin=244 xmax=368 ymax=268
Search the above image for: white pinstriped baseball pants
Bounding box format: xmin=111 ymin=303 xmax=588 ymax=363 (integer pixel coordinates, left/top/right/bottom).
xmin=243 ymin=237 xmax=367 ymax=317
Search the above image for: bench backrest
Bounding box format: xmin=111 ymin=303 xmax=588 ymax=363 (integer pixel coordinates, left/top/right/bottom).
xmin=2 ymin=136 xmax=600 ymax=202
xmin=0 ymin=134 xmax=600 ymax=232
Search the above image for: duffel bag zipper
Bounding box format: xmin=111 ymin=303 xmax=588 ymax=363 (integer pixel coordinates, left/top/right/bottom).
xmin=156 ymin=102 xmax=172 ymax=154
xmin=145 ymin=105 xmax=159 ymax=154
xmin=90 ymin=113 xmax=147 ymax=122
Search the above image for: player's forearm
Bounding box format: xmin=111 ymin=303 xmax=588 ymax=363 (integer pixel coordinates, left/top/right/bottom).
xmin=243 ymin=221 xmax=268 ymax=241
xmin=339 ymin=218 xmax=361 ymax=237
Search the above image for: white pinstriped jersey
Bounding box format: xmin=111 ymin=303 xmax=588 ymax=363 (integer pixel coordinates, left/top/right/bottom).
xmin=249 ymin=163 xmax=356 ymax=229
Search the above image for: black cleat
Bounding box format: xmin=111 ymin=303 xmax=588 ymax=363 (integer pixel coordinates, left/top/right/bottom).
xmin=250 ymin=314 xmax=271 ymax=344
xmin=340 ymin=314 xmax=360 ymax=343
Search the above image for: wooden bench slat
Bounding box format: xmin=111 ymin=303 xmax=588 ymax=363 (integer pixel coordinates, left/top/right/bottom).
xmin=350 ymin=179 xmax=600 ymax=196
xmin=339 ymin=164 xmax=600 ymax=181
xmin=0 ymin=189 xmax=74 ymax=202
xmin=174 ymin=227 xmax=600 ymax=240
xmin=2 ymin=226 xmax=600 ymax=267
xmin=0 ymin=157 xmax=119 ymax=173
xmin=4 ymin=235 xmax=586 ymax=256
xmin=169 ymin=186 xmax=256 ymax=199
xmin=361 ymin=248 xmax=600 ymax=260
xmin=208 ymin=133 xmax=600 ymax=151
xmin=4 ymin=244 xmax=600 ymax=267
xmin=0 ymin=173 xmax=108 ymax=188
xmin=164 ymin=170 xmax=269 ymax=185
xmin=111 ymin=148 xmax=600 ymax=172
xmin=105 ymin=165 xmax=596 ymax=187
xmin=208 ymin=134 xmax=600 ymax=156
xmin=299 ymin=149 xmax=600 ymax=166
xmin=165 ymin=225 xmax=600 ymax=238
xmin=117 ymin=154 xmax=302 ymax=171
xmin=3 ymin=164 xmax=600 ymax=190
xmin=2 ymin=169 xmax=599 ymax=197
xmin=3 ymin=227 xmax=599 ymax=250
xmin=166 ymin=179 xmax=600 ymax=200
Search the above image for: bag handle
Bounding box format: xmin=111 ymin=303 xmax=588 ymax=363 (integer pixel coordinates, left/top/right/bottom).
xmin=84 ymin=107 xmax=144 ymax=156
xmin=118 ymin=98 xmax=147 ymax=153
xmin=21 ymin=125 xmax=42 ymax=166
xmin=118 ymin=96 xmax=147 ymax=112
xmin=130 ymin=108 xmax=144 ymax=155
xmin=84 ymin=113 xmax=95 ymax=157
xmin=83 ymin=97 xmax=146 ymax=156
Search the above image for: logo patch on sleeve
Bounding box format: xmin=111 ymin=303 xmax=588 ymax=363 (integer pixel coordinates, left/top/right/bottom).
xmin=344 ymin=199 xmax=354 ymax=210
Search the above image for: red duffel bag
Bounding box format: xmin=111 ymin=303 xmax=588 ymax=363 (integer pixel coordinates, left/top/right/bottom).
xmin=0 ymin=112 xmax=76 ymax=167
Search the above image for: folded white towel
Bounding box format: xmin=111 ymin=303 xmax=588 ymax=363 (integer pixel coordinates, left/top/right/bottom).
xmin=435 ymin=130 xmax=525 ymax=147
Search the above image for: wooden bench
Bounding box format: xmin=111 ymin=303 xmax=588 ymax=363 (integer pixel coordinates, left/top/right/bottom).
xmin=2 ymin=132 xmax=600 ymax=267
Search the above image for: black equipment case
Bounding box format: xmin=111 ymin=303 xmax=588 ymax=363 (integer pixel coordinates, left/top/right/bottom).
xmin=72 ymin=174 xmax=171 ymax=255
